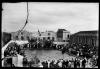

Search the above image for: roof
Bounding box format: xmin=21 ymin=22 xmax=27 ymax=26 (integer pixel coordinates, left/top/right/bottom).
xmin=57 ymin=29 xmax=67 ymax=33
xmin=78 ymin=30 xmax=98 ymax=34
xmin=47 ymin=31 xmax=55 ymax=33
xmin=2 ymin=32 xmax=11 ymax=35
xmin=71 ymin=30 xmax=98 ymax=36
xmin=57 ymin=29 xmax=67 ymax=31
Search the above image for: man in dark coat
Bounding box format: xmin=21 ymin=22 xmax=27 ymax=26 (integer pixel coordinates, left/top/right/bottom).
xmin=82 ymin=58 xmax=86 ymax=68
xmin=74 ymin=59 xmax=77 ymax=68
xmin=65 ymin=60 xmax=69 ymax=68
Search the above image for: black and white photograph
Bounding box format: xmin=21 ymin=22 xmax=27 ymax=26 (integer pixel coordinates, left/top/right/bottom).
xmin=1 ymin=2 xmax=99 ymax=68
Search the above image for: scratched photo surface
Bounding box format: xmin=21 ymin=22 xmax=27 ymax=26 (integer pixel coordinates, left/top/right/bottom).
xmin=2 ymin=2 xmax=99 ymax=68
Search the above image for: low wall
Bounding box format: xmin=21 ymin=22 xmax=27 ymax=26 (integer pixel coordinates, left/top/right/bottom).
xmin=53 ymin=42 xmax=69 ymax=45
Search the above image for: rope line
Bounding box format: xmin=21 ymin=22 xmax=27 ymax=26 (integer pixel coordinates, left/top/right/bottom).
xmin=18 ymin=2 xmax=29 ymax=35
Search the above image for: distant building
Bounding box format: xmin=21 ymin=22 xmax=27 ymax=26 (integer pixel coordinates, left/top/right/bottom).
xmin=69 ymin=30 xmax=99 ymax=47
xmin=56 ymin=29 xmax=70 ymax=42
xmin=32 ymin=31 xmax=57 ymax=41
xmin=11 ymin=30 xmax=32 ymax=40
xmin=2 ymin=32 xmax=11 ymax=47
xmin=41 ymin=31 xmax=57 ymax=41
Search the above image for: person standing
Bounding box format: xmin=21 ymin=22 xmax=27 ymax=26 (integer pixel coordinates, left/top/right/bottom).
xmin=38 ymin=62 xmax=43 ymax=68
xmin=47 ymin=60 xmax=51 ymax=68
xmin=65 ymin=60 xmax=69 ymax=68
xmin=82 ymin=58 xmax=86 ymax=68
xmin=45 ymin=61 xmax=48 ymax=68
xmin=68 ymin=60 xmax=72 ymax=68
xmin=86 ymin=58 xmax=92 ymax=68
xmin=80 ymin=58 xmax=83 ymax=68
xmin=58 ymin=60 xmax=62 ymax=68
xmin=74 ymin=58 xmax=77 ymax=68
xmin=23 ymin=56 xmax=28 ymax=67
xmin=77 ymin=59 xmax=80 ymax=68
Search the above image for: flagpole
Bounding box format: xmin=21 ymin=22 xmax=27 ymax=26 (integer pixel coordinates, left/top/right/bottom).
xmin=37 ymin=29 xmax=41 ymax=48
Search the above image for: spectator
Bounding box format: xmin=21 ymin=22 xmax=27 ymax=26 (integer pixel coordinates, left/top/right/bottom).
xmin=76 ymin=59 xmax=80 ymax=68
xmin=74 ymin=58 xmax=77 ymax=68
xmin=50 ymin=60 xmax=55 ymax=68
xmin=82 ymin=58 xmax=86 ymax=68
xmin=58 ymin=60 xmax=62 ymax=68
xmin=64 ymin=60 xmax=69 ymax=68
xmin=47 ymin=60 xmax=51 ymax=68
xmin=23 ymin=56 xmax=28 ymax=67
xmin=38 ymin=61 xmax=43 ymax=68
xmin=11 ymin=64 xmax=15 ymax=67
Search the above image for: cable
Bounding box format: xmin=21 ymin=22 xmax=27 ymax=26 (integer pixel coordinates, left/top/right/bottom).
xmin=18 ymin=2 xmax=29 ymax=35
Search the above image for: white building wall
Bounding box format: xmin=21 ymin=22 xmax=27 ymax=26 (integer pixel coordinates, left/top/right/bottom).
xmin=31 ymin=31 xmax=57 ymax=41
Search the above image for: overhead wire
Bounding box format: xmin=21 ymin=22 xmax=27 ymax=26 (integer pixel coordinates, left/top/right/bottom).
xmin=18 ymin=2 xmax=29 ymax=35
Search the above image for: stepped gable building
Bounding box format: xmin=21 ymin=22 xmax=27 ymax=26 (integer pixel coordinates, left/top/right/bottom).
xmin=11 ymin=30 xmax=32 ymax=40
xmin=56 ymin=29 xmax=70 ymax=42
xmin=69 ymin=30 xmax=99 ymax=47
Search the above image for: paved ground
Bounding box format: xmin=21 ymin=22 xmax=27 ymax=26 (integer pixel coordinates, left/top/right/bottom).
xmin=24 ymin=49 xmax=76 ymax=62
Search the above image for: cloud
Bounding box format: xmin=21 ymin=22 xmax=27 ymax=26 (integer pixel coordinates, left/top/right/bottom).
xmin=2 ymin=2 xmax=99 ymax=33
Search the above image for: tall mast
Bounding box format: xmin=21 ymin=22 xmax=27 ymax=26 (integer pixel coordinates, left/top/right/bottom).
xmin=18 ymin=2 xmax=29 ymax=35
xmin=27 ymin=2 xmax=29 ymax=23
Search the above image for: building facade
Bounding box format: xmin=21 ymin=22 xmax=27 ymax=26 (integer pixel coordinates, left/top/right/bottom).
xmin=11 ymin=30 xmax=33 ymax=40
xmin=32 ymin=31 xmax=57 ymax=41
xmin=41 ymin=31 xmax=57 ymax=41
xmin=69 ymin=30 xmax=99 ymax=47
xmin=57 ymin=29 xmax=70 ymax=42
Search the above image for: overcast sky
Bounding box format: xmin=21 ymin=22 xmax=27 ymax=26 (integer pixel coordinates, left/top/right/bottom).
xmin=2 ymin=2 xmax=99 ymax=33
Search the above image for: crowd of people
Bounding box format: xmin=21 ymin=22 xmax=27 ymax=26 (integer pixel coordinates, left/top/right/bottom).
xmin=23 ymin=39 xmax=98 ymax=62
xmin=3 ymin=42 xmax=26 ymax=57
xmin=21 ymin=55 xmax=98 ymax=68
xmin=2 ymin=39 xmax=98 ymax=68
xmin=65 ymin=43 xmax=98 ymax=59
xmin=4 ymin=42 xmax=20 ymax=57
xmin=24 ymin=38 xmax=57 ymax=50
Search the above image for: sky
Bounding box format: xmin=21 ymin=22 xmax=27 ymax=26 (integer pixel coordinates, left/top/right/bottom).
xmin=2 ymin=2 xmax=99 ymax=34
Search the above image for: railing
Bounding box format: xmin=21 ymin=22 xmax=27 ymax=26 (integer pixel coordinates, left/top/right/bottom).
xmin=1 ymin=55 xmax=17 ymax=61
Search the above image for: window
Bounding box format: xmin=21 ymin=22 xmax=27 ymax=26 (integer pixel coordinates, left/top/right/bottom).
xmin=27 ymin=36 xmax=29 ymax=40
xmin=21 ymin=36 xmax=24 ymax=40
xmin=43 ymin=37 xmax=45 ymax=40
xmin=16 ymin=36 xmax=18 ymax=40
xmin=67 ymin=34 xmax=70 ymax=38
xmin=48 ymin=33 xmax=50 ymax=35
xmin=21 ymin=32 xmax=23 ymax=35
xmin=48 ymin=37 xmax=50 ymax=39
xmin=52 ymin=37 xmax=54 ymax=41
